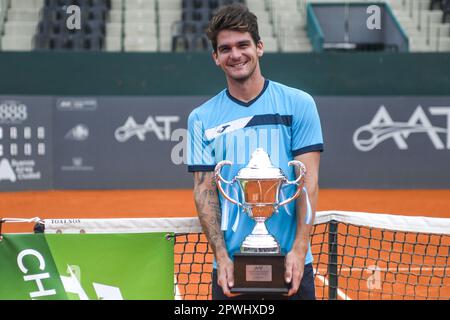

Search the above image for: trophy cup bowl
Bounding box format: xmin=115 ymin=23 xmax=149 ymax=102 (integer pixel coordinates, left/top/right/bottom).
xmin=214 ymin=148 xmax=306 ymax=293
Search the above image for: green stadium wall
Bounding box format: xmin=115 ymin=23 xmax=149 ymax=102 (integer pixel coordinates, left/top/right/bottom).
xmin=1 ymin=52 xmax=449 ymax=96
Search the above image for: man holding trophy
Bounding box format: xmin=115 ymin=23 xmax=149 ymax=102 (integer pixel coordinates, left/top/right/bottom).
xmin=187 ymin=3 xmax=323 ymax=300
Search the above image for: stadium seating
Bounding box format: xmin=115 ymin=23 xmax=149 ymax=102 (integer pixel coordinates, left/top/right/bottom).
xmin=123 ymin=0 xmax=157 ymax=51
xmin=170 ymin=0 xmax=245 ymax=52
xmin=104 ymin=0 xmax=121 ymax=51
xmin=159 ymin=0 xmax=182 ymax=51
xmin=443 ymin=0 xmax=450 ymax=22
xmin=1 ymin=0 xmax=449 ymax=52
xmin=388 ymin=0 xmax=450 ymax=51
xmin=429 ymin=0 xmax=450 ymax=22
xmin=1 ymin=0 xmax=44 ymax=50
xmin=31 ymin=0 xmax=109 ymax=50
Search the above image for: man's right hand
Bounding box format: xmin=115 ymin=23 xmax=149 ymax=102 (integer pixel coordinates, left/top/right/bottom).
xmin=216 ymin=255 xmax=239 ymax=297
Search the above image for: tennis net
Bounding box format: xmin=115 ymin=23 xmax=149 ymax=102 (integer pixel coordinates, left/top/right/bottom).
xmin=42 ymin=211 xmax=450 ymax=300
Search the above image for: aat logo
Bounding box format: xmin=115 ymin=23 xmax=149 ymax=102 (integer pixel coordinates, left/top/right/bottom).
xmin=353 ymin=105 xmax=450 ymax=151
xmin=0 ymin=158 xmax=17 ymax=182
xmin=115 ymin=115 xmax=180 ymax=142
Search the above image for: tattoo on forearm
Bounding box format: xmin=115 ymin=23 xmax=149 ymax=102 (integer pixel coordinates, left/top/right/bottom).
xmin=197 ymin=172 xmax=207 ymax=185
xmin=194 ymin=172 xmax=226 ymax=256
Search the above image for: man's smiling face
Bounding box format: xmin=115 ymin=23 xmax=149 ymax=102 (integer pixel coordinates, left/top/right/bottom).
xmin=213 ymin=29 xmax=263 ymax=83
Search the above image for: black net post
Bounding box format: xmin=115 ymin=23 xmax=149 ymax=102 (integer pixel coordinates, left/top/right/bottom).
xmin=328 ymin=220 xmax=338 ymax=300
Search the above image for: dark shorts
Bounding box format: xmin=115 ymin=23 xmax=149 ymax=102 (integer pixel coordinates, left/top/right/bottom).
xmin=212 ymin=263 xmax=316 ymax=300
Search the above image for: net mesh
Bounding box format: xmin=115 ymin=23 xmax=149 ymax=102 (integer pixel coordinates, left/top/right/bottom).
xmin=173 ymin=212 xmax=450 ymax=300
xmin=41 ymin=211 xmax=450 ymax=300
xmin=311 ymin=222 xmax=449 ymax=300
xmin=174 ymin=233 xmax=212 ymax=300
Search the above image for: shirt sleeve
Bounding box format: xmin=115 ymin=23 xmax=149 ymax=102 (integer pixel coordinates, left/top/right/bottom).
xmin=187 ymin=111 xmax=216 ymax=172
xmin=291 ymin=92 xmax=324 ymax=156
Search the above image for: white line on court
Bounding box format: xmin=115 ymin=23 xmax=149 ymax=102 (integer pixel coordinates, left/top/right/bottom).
xmin=314 ymin=268 xmax=352 ymax=300
xmin=175 ymin=276 xmax=181 ymax=300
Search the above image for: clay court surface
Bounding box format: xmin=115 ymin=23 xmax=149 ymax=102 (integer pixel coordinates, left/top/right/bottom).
xmin=1 ymin=189 xmax=449 ymax=233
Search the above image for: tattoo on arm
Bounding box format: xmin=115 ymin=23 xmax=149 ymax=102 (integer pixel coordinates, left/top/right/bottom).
xmin=194 ymin=172 xmax=226 ymax=257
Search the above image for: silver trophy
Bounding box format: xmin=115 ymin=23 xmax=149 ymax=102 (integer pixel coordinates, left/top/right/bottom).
xmin=214 ymin=148 xmax=306 ymax=293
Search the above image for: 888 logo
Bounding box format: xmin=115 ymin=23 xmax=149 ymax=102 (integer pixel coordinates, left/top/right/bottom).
xmin=0 ymin=100 xmax=28 ymax=123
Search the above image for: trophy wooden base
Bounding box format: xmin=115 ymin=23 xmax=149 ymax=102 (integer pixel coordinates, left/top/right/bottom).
xmin=231 ymin=252 xmax=289 ymax=294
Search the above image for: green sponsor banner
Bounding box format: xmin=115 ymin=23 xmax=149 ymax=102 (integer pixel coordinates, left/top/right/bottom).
xmin=0 ymin=234 xmax=68 ymax=300
xmin=0 ymin=232 xmax=174 ymax=300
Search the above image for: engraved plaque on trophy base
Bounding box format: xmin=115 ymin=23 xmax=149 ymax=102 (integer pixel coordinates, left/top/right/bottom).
xmin=231 ymin=253 xmax=289 ymax=294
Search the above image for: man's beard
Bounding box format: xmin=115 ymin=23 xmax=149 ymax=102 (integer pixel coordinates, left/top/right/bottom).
xmin=229 ymin=63 xmax=257 ymax=83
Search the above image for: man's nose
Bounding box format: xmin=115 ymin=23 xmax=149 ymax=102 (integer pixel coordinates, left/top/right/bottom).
xmin=230 ymin=47 xmax=242 ymax=59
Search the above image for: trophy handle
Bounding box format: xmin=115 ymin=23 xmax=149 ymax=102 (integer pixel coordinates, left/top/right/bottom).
xmin=214 ymin=160 xmax=242 ymax=207
xmin=277 ymin=160 xmax=307 ymax=208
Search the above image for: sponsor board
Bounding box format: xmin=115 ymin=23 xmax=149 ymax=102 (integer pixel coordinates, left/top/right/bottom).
xmin=53 ymin=96 xmax=205 ymax=189
xmin=0 ymin=233 xmax=174 ymax=300
xmin=318 ymin=96 xmax=450 ymax=188
xmin=2 ymin=95 xmax=449 ymax=190
xmin=0 ymin=97 xmax=52 ymax=191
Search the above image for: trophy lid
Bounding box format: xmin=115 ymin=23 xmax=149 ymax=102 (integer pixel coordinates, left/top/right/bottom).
xmin=236 ymin=148 xmax=285 ymax=179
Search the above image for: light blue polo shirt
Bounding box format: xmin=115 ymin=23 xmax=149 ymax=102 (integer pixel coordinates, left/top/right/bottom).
xmin=187 ymin=79 xmax=324 ymax=268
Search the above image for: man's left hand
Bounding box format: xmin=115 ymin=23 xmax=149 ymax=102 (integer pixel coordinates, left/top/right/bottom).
xmin=284 ymin=250 xmax=305 ymax=296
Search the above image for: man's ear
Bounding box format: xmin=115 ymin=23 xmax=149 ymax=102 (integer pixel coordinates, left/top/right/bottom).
xmin=257 ymin=40 xmax=264 ymax=57
xmin=212 ymin=51 xmax=220 ymax=66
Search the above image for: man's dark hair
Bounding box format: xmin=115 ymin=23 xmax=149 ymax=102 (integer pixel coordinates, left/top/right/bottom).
xmin=207 ymin=3 xmax=260 ymax=53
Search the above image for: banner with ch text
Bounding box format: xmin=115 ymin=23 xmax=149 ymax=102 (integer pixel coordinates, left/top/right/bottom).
xmin=0 ymin=233 xmax=174 ymax=300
